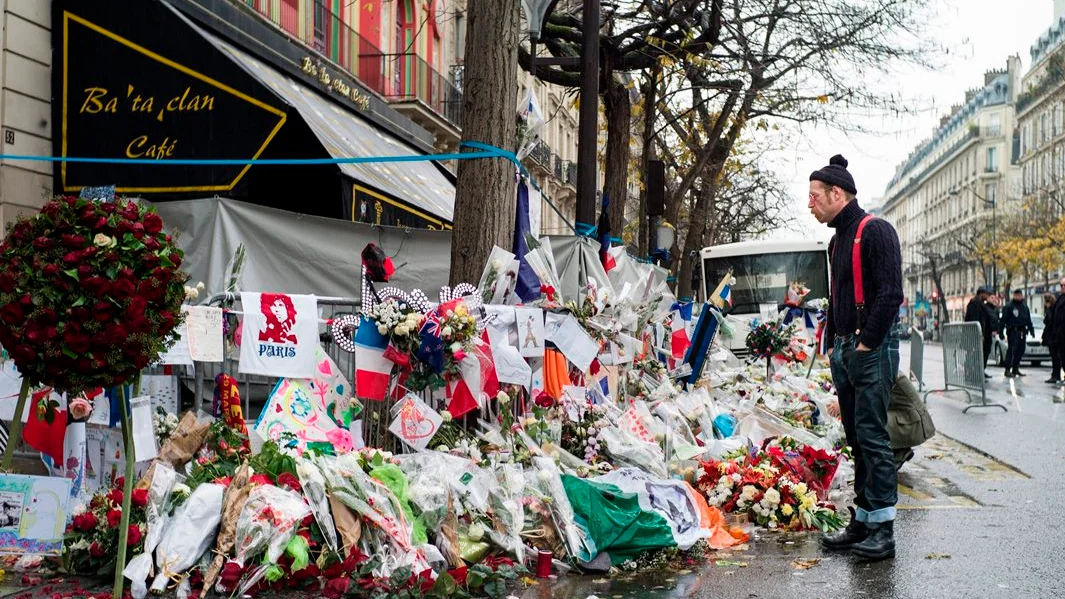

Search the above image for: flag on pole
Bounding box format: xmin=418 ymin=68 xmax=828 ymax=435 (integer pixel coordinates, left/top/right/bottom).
xmin=513 ymin=179 xmax=541 ymax=302
xmin=670 ymin=302 xmax=694 ymax=361
xmin=708 ymin=272 xmax=734 ymax=309
xmin=354 ymin=315 xmax=393 ymax=401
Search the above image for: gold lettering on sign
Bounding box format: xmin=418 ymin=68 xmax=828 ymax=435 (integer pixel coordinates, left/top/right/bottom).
xmin=80 ymin=87 xmax=119 ymax=114
xmin=300 ymin=56 xmax=369 ymax=111
xmin=126 ymin=135 xmax=178 ymax=159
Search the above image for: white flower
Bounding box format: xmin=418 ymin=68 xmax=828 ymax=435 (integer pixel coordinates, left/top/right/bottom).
xmin=72 ymin=503 xmax=87 ymax=516
xmin=70 ymin=539 xmax=90 ymax=551
xmin=377 ymin=324 xmax=389 ymax=335
xmin=468 ymin=522 xmax=486 ymax=542
xmin=442 ymin=326 xmax=453 ymax=338
xmin=172 ymin=483 xmax=191 ymax=497
xmin=764 ymin=488 xmax=781 ymax=506
xmin=93 ymin=233 xmax=114 ymax=248
xmin=196 ymin=282 xmax=205 ymax=292
xmin=496 ymin=391 xmax=510 ymax=402
xmin=441 ymin=410 xmax=453 ymax=423
xmin=794 ymin=482 xmax=808 ymax=496
xmin=740 ymin=485 xmax=758 ymax=501
xmin=395 ymin=325 xmax=409 ymax=336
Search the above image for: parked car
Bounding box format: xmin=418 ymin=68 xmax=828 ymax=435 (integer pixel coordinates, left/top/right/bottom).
xmin=993 ymin=314 xmax=1050 ymax=366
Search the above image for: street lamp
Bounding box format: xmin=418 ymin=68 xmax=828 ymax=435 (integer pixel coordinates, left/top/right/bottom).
xmin=949 ymin=184 xmax=997 ymax=296
xmin=521 ymin=0 xmax=600 ymax=232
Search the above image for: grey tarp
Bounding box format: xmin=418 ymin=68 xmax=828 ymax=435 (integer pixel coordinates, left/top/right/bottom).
xmin=151 ymin=198 xmax=451 ymax=298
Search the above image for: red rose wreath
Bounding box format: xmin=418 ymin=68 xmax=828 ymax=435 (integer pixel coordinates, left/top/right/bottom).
xmin=0 ymin=196 xmax=188 ymax=395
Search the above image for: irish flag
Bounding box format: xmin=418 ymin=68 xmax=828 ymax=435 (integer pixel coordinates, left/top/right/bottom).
xmin=354 ymin=315 xmax=393 ymax=401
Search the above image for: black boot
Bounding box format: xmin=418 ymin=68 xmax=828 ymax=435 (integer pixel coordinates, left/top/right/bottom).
xmin=821 ymin=507 xmax=869 ymax=550
xmin=851 ymin=520 xmax=895 ymax=560
xmin=1014 ymin=368 xmax=1026 ymax=377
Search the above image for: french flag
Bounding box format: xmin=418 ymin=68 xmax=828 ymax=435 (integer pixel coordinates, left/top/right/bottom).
xmin=720 ymin=282 xmax=733 ymax=307
xmin=671 ymin=302 xmax=694 ymax=361
xmin=448 ymin=331 xmax=500 ymax=418
xmin=354 ymin=314 xmax=393 ymax=402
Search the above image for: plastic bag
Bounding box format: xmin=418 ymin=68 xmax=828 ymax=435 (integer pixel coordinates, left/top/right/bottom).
xmin=232 ymin=484 xmax=311 ymax=567
xmin=123 ymin=463 xmax=181 ymax=599
xmin=150 ymin=483 xmax=225 ymax=593
xmin=296 ymin=457 xmax=339 ymax=554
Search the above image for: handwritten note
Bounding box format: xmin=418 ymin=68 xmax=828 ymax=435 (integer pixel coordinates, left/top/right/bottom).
xmin=184 ymin=305 xmax=223 ymax=362
xmin=157 ymin=324 xmax=193 ymax=366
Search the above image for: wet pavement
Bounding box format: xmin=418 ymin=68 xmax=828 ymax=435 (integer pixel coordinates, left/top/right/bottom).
xmin=529 ymin=341 xmax=1065 ymax=599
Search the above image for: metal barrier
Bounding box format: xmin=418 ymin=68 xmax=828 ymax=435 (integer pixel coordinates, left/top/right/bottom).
xmin=923 ymin=322 xmax=1007 ymax=413
xmin=189 ymin=293 xmax=362 ymax=422
xmin=908 ymin=326 xmax=925 ymax=392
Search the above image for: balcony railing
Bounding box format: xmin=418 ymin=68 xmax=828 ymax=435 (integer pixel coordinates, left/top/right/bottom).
xmin=360 ymin=53 xmax=463 ymax=126
xmin=241 ymin=0 xmax=462 ymax=127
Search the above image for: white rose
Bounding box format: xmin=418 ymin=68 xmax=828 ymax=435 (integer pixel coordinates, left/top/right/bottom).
xmin=764 ymin=488 xmax=781 ymax=505
xmin=395 ymin=326 xmax=408 ymax=336
xmin=377 ymin=324 xmax=389 ymax=335
xmin=442 ymin=326 xmax=454 ymax=338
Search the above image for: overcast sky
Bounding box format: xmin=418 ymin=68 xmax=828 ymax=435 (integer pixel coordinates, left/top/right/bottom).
xmin=770 ymin=0 xmax=1055 ymax=241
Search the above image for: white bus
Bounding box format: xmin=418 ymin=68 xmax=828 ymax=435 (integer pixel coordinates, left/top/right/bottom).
xmin=699 ymin=240 xmax=830 ymax=357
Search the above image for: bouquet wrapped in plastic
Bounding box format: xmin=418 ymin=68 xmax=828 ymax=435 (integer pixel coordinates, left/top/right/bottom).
xmin=123 ymin=463 xmax=181 ymax=599
xmin=231 ymin=484 xmax=311 ymax=568
xmin=201 ymin=464 xmax=252 ymax=597
xmin=296 ymin=457 xmax=339 ymax=554
xmin=150 ymin=483 xmax=225 ymax=593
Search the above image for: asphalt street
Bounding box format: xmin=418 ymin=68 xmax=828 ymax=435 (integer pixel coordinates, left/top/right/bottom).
xmin=535 ymin=341 xmax=1065 ymax=599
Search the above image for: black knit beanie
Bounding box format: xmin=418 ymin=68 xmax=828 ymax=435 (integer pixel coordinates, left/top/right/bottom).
xmin=809 ymin=155 xmax=857 ymax=195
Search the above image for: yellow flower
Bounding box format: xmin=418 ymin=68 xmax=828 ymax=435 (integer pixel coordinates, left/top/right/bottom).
xmin=455 ymin=303 xmax=469 ymax=317
xmin=781 ymin=504 xmax=794 ymax=516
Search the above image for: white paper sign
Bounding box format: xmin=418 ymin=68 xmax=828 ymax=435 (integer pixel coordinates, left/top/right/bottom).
xmin=388 ymin=395 xmax=443 ymax=451
xmin=87 ymin=390 xmax=110 ymax=426
xmin=238 ymin=292 xmax=319 ymax=379
xmin=544 ymin=313 xmax=599 ymax=372
xmin=141 ymin=375 xmax=179 ymax=415
xmin=483 ymin=306 xmax=517 ymax=348
xmin=184 ymin=305 xmax=224 ymax=363
xmin=515 ymin=307 xmax=546 ymax=358
xmin=158 ymin=324 xmax=194 ymax=366
xmin=491 ymin=341 xmax=533 ymax=388
xmin=130 ymin=396 xmax=158 ymax=462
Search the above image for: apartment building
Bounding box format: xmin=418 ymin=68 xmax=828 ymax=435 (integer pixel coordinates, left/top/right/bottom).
xmin=880 ymin=57 xmax=1022 ymax=323
xmin=0 ymin=0 xmax=583 ymax=236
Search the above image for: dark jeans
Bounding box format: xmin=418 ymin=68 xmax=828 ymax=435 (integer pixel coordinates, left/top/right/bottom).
xmin=1052 ymin=344 xmax=1064 ymax=380
xmin=830 ymin=328 xmax=900 ymax=524
xmin=982 ymin=334 xmax=992 ymax=367
xmin=1006 ymin=328 xmax=1027 ymax=369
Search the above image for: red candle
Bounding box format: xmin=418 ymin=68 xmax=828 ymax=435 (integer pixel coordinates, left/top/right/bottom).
xmin=536 ymin=549 xmax=552 ymax=578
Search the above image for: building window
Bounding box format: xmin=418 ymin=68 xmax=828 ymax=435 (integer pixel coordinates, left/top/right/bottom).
xmin=312 ymin=0 xmax=329 ymax=55
xmin=986 ymin=147 xmax=998 ymax=172
xmin=989 ymin=113 xmax=1002 ymax=137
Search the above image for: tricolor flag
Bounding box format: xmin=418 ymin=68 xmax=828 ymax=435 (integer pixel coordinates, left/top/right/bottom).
xmin=448 ymin=331 xmax=500 ymax=418
xmin=670 ymin=302 xmax=694 ymax=361
xmin=354 ymin=315 xmax=393 ymax=401
xmin=597 ymin=193 xmax=616 ymax=272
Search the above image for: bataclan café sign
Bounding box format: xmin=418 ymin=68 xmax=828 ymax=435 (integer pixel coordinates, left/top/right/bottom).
xmin=54 ymin=1 xmax=287 ymax=195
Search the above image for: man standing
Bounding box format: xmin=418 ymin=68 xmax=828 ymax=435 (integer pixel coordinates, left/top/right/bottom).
xmin=1051 ymin=278 xmax=1065 ymax=385
xmin=1000 ymin=289 xmax=1034 ymax=378
xmin=1041 ymin=293 xmax=1059 ymax=384
xmin=808 ymin=155 xmax=903 ymax=561
xmin=964 ymin=287 xmax=994 ymax=378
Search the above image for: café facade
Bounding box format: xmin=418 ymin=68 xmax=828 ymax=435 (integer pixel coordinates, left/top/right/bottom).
xmin=52 ymin=0 xmax=456 ymax=230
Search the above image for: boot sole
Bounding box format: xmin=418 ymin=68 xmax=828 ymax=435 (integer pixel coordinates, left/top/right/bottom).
xmin=851 ymin=546 xmax=895 ymax=561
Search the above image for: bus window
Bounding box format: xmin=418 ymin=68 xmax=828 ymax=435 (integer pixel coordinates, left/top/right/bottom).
xmin=704 ymin=251 xmax=829 ymax=314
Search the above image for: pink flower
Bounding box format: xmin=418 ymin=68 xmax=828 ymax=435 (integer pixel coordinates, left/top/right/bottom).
xmin=68 ymin=396 xmax=94 ymax=422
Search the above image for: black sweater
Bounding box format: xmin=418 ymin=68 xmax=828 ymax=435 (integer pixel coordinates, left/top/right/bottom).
xmin=825 ymin=200 xmax=904 ymax=350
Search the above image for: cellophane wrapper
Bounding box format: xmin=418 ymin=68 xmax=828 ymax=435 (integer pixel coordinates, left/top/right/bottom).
xmin=150 ymin=483 xmax=225 ymax=593
xmin=232 ymin=484 xmax=311 ymax=567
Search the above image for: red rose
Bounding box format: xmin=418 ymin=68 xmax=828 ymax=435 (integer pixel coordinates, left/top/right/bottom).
xmin=32 ymin=236 xmax=54 ymax=251
xmin=63 ymin=251 xmax=80 ymax=265
xmin=131 ymin=488 xmax=148 ymax=508
xmin=144 ymin=212 xmax=164 ymax=235
xmin=249 ymin=474 xmax=273 ymax=487
xmin=131 ymin=222 xmax=145 ymax=239
xmin=133 ymin=353 xmax=150 ymax=370
xmin=94 ymin=216 xmax=109 ymax=230
xmin=14 ymin=345 xmax=36 ymax=363
xmin=19 ymin=293 xmax=32 ymax=307
xmin=100 ymin=201 xmax=116 ymax=214
xmin=107 ymin=488 xmax=124 ymax=506
xmin=108 ymin=324 xmax=129 ymax=345
xmin=61 ymin=233 xmax=86 ymax=248
xmin=106 ymin=508 xmax=122 ymax=528
xmin=0 ymin=273 xmax=15 ymax=292
xmin=127 ymin=524 xmax=143 ymax=546
xmin=534 ymin=391 xmax=555 ymax=409
xmin=42 ymin=201 xmax=61 ymax=218
xmin=45 ymin=326 xmax=58 ymax=340
xmin=111 ymin=279 xmax=136 ymax=301
xmin=121 ymin=202 xmax=140 ymax=221
xmin=171 ymin=253 xmax=182 ymax=268
xmin=78 ymin=264 xmax=93 ymax=278
xmin=277 ymin=472 xmax=302 ymax=493
xmin=73 ymin=512 xmax=98 ymax=531
xmin=88 ymin=542 xmax=106 ymax=558
xmin=43 ymin=264 xmax=60 ymax=278
xmin=218 ymin=561 xmax=244 ymax=591
xmin=143 ymin=237 xmax=161 ymax=252
xmin=0 ymin=302 xmax=22 ymax=325
xmin=92 ymin=301 xmax=113 ymax=322
xmin=117 ymin=219 xmax=133 ymax=234
xmin=322 ymin=578 xmax=350 ymax=599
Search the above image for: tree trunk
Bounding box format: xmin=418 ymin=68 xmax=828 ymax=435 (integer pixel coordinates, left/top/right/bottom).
xmin=637 ymin=64 xmax=660 ymax=257
xmin=603 ymin=78 xmax=631 ymax=241
xmin=676 ymin=183 xmax=716 ymax=300
xmin=450 ymin=0 xmax=520 ymax=286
